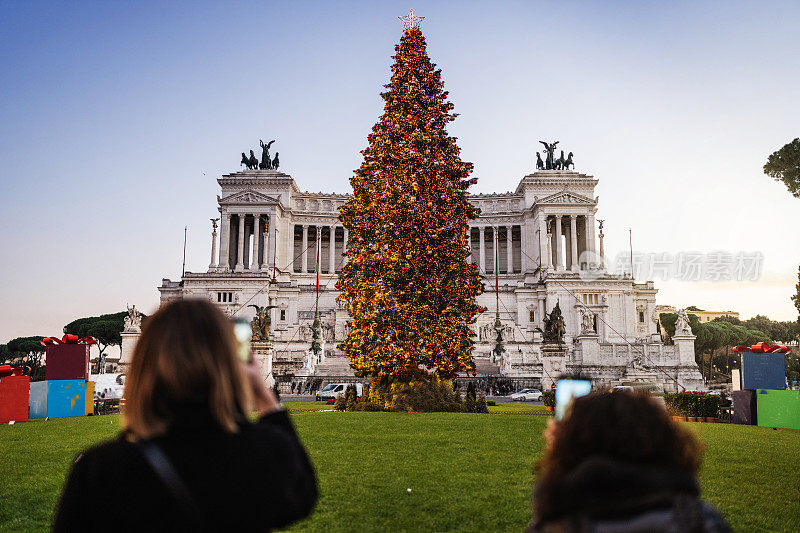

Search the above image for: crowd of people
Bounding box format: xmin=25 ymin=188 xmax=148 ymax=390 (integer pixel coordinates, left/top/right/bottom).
xmin=53 ymin=300 xmax=730 ymax=532
xmin=286 ymin=378 xmax=324 ymax=395
xmin=456 ymin=376 xmax=533 ymax=397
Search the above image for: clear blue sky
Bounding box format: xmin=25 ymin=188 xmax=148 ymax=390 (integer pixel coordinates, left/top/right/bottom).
xmin=1 ymin=1 xmax=799 ymax=342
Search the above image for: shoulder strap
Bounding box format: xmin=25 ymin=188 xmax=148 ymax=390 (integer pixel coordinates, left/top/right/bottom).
xmin=135 ymin=440 xmax=206 ymax=530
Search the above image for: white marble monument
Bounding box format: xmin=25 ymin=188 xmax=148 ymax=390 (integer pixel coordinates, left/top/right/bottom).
xmin=158 ymin=166 xmax=704 ymax=392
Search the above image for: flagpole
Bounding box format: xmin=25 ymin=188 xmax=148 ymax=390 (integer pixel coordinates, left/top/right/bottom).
xmin=629 ymin=228 xmax=634 ymax=280
xmin=182 ymin=226 xmax=187 ymax=277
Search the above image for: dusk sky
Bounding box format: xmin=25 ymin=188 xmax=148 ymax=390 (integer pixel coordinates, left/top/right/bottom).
xmin=1 ymin=1 xmax=799 ymax=343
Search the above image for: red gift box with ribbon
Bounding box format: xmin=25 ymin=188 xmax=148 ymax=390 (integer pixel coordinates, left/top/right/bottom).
xmin=0 ymin=374 xmax=30 ymax=423
xmin=41 ymin=335 xmax=95 ymax=381
xmin=732 ymin=342 xmax=790 ymax=354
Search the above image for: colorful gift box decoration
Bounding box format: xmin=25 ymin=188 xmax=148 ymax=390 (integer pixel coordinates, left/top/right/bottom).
xmin=0 ymin=373 xmax=30 ymax=423
xmin=85 ymin=381 xmax=95 ymax=415
xmin=739 ymin=352 xmax=786 ymax=391
xmin=734 ymin=342 xmax=789 ymax=391
xmin=46 ymin=379 xmax=87 ymax=418
xmin=732 ymin=389 xmax=757 ymax=425
xmin=41 ymin=335 xmax=95 ymax=381
xmin=733 ymin=342 xmax=790 ymax=354
xmin=756 ymin=389 xmax=800 ymax=430
xmin=29 ymin=381 xmax=48 ymax=419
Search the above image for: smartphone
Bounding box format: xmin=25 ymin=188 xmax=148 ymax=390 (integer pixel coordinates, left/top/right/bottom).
xmin=232 ymin=318 xmax=253 ymax=363
xmin=555 ymin=378 xmax=592 ymax=421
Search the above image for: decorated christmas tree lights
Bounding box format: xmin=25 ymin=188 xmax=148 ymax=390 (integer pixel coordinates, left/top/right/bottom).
xmin=337 ymin=18 xmax=484 ymax=379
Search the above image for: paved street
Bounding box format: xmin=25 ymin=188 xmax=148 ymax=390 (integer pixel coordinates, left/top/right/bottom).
xmin=280 ymin=394 xmax=543 ymax=405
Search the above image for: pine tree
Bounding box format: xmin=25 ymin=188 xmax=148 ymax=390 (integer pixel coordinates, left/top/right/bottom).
xmin=337 ymin=25 xmax=484 ymax=379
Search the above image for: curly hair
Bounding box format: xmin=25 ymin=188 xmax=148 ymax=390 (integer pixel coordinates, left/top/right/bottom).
xmin=534 ymin=391 xmax=703 ymax=522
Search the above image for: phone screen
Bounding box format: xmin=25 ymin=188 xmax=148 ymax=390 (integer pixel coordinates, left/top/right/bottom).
xmin=555 ymin=379 xmax=592 ymax=421
xmin=232 ymin=318 xmax=253 ymax=363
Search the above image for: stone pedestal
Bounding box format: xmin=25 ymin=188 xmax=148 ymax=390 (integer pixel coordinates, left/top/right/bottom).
xmin=119 ymin=331 xmax=141 ymax=372
xmin=576 ymin=333 xmax=599 ymax=365
xmin=541 ymin=343 xmax=567 ymax=390
xmin=252 ymin=341 xmax=275 ymax=388
xmin=672 ymin=333 xmax=697 ymax=366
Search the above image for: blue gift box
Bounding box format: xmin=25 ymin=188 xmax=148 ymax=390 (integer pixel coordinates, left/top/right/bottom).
xmin=46 ymin=380 xmax=86 ymax=418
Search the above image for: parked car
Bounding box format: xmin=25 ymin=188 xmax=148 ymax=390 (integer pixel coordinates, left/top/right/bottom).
xmin=510 ymin=388 xmax=543 ymax=402
xmin=612 ymin=381 xmax=663 ymax=395
xmin=316 ymin=383 xmax=363 ymax=401
xmin=611 ymin=385 xmax=635 ymax=393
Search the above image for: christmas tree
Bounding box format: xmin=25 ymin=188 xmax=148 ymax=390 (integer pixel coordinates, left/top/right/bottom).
xmin=337 ymin=17 xmax=484 ymax=380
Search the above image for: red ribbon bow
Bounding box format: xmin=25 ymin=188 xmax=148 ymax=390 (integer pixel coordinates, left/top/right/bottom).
xmin=40 ymin=334 xmax=97 ymax=346
xmin=732 ymin=341 xmax=790 ymax=354
xmin=0 ymin=365 xmax=29 ymax=377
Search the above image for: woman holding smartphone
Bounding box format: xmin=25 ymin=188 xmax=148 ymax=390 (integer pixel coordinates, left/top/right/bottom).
xmin=54 ymin=299 xmax=317 ymax=532
xmin=528 ymin=391 xmax=729 ymax=532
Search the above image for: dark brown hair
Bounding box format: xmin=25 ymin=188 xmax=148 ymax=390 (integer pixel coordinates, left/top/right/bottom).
xmin=123 ymin=299 xmax=252 ymax=439
xmin=534 ymin=391 xmax=703 ymax=520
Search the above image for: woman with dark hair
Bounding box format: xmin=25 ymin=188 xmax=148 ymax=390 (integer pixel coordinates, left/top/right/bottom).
xmin=54 ymin=299 xmax=317 ymax=532
xmin=528 ymin=392 xmax=729 ymax=532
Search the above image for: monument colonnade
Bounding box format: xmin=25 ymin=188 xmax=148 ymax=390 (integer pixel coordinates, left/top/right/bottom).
xmin=537 ymin=213 xmax=596 ymax=272
xmin=467 ymin=224 xmax=524 ymax=275
xmin=212 ymin=212 xmax=349 ymax=274
xmin=292 ymin=223 xmax=348 ymax=275
xmin=213 ymin=211 xmax=278 ymax=272
xmin=210 ymin=210 xmax=596 ymax=275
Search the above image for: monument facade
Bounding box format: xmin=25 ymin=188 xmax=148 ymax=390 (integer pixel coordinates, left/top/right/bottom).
xmin=158 ymin=152 xmax=704 ymax=392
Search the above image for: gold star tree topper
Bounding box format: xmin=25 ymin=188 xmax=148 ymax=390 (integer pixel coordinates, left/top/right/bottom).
xmin=398 ymin=8 xmax=424 ymax=30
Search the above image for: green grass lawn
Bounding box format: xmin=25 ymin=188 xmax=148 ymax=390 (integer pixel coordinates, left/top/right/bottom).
xmin=1 ymin=405 xmax=798 ymax=532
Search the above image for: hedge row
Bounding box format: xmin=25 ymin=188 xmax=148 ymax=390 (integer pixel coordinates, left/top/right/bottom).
xmin=663 ymin=392 xmax=721 ymax=418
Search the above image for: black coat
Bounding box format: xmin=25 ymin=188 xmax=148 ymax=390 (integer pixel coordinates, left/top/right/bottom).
xmin=54 ymin=408 xmax=317 ymax=532
xmin=530 ymin=457 xmax=730 ymax=532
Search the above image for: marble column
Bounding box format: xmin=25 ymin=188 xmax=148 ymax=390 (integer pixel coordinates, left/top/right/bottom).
xmin=479 ymin=226 xmax=486 ymax=273
xmin=266 ymin=215 xmax=275 ymax=270
xmin=570 ymin=215 xmax=579 ymax=272
xmin=329 ymin=224 xmax=336 ymax=273
xmin=599 ymin=222 xmax=605 ymax=263
xmin=301 ymin=225 xmax=309 ymax=274
xmin=286 ymin=222 xmax=295 ymax=273
xmin=209 ymin=219 xmax=218 ymax=270
xmin=554 ymin=215 xmax=563 ymax=271
xmin=539 ymin=214 xmax=551 ymax=270
xmin=586 ymin=213 xmax=596 ymax=255
xmin=252 ymin=215 xmax=260 ymax=271
xmin=506 ymin=225 xmax=513 ymax=274
xmin=219 ymin=213 xmax=230 ymax=270
xmin=520 ymin=222 xmax=528 ymax=273
xmin=235 ymin=214 xmax=245 ymax=271
xmin=245 ymin=217 xmax=253 ymax=270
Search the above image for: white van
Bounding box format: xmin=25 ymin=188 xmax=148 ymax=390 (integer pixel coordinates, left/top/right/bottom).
xmin=316 ymin=383 xmax=363 ymax=401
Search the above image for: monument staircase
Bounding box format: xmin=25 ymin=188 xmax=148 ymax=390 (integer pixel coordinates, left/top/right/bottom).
xmin=310 ymin=355 xmax=355 ymax=377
